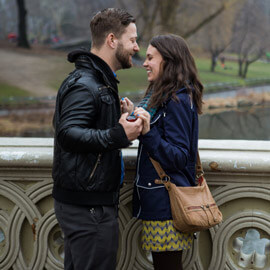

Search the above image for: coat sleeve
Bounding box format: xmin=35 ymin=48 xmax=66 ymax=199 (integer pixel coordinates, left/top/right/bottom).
xmin=139 ymin=98 xmax=192 ymax=171
xmin=56 ymin=84 xmax=130 ymax=153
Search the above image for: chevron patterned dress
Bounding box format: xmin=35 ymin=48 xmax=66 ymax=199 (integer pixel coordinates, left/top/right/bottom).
xmin=141 ymin=220 xmax=193 ymax=251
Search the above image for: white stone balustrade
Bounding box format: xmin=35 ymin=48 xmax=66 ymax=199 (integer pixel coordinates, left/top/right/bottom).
xmin=0 ymin=138 xmax=270 ymax=270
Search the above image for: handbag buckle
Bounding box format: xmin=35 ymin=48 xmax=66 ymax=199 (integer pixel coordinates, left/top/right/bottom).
xmin=161 ymin=175 xmax=170 ymax=182
xmin=196 ymin=172 xmax=204 ymax=179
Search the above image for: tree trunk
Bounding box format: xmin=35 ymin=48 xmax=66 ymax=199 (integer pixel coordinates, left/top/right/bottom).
xmin=238 ymin=60 xmax=243 ymax=77
xmin=16 ymin=0 xmax=30 ymax=48
xmin=211 ymin=55 xmax=217 ymax=72
xmin=159 ymin=0 xmax=181 ymax=33
xmin=242 ymin=62 xmax=249 ymax=78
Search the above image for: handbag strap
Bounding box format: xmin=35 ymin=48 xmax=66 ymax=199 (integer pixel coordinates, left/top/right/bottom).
xmin=196 ymin=151 xmax=204 ymax=178
xmin=149 ymin=150 xmax=204 ymax=184
xmin=149 ymin=157 xmax=169 ymax=181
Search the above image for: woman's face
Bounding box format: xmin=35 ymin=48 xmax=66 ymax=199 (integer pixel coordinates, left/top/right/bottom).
xmin=143 ymin=45 xmax=163 ymax=82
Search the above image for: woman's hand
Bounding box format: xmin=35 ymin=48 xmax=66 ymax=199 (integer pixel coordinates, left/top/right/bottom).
xmin=134 ymin=107 xmax=151 ymax=135
xmin=121 ymin=97 xmax=134 ymax=115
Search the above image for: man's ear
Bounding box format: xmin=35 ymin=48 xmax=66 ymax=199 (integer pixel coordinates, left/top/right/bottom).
xmin=106 ymin=33 xmax=118 ymax=49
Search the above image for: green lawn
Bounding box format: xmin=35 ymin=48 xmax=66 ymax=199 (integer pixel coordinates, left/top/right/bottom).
xmin=0 ymin=82 xmax=30 ymax=101
xmin=117 ymin=58 xmax=270 ymax=94
xmin=47 ymin=57 xmax=73 ymax=90
xmin=117 ymin=67 xmax=148 ymax=94
xmin=1 ymin=56 xmax=270 ymax=99
xmin=196 ymin=58 xmax=270 ymax=82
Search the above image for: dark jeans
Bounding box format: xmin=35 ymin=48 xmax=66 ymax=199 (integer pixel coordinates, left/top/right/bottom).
xmin=54 ymin=200 xmax=119 ymax=270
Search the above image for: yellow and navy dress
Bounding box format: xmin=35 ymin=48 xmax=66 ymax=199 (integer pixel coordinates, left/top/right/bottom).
xmin=141 ymin=220 xmax=193 ymax=252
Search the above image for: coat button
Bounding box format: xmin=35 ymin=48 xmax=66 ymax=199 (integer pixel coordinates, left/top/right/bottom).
xmin=148 ymin=182 xmax=152 ymax=186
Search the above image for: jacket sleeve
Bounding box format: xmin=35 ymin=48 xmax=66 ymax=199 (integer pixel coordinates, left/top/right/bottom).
xmin=139 ymin=98 xmax=192 ymax=171
xmin=56 ymin=84 xmax=130 ymax=153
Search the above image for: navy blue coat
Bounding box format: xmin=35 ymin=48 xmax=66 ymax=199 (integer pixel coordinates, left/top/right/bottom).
xmin=133 ymin=87 xmax=199 ymax=221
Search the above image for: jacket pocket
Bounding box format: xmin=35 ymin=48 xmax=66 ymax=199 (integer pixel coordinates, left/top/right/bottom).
xmin=98 ymin=89 xmax=116 ymax=128
xmin=100 ymin=87 xmax=113 ymax=105
xmin=100 ymin=94 xmax=113 ymax=104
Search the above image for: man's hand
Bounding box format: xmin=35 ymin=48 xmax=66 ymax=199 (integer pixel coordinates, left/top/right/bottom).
xmin=119 ymin=112 xmax=143 ymax=141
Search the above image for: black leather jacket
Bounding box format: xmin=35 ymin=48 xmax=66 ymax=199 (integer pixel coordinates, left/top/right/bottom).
xmin=52 ymin=49 xmax=130 ymax=206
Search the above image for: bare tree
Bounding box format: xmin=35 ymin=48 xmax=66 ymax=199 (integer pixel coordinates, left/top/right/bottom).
xmin=0 ymin=0 xmax=16 ymax=39
xmin=181 ymin=0 xmax=229 ymax=39
xmin=5 ymin=0 xmax=112 ymax=47
xmin=158 ymin=0 xmax=182 ymax=33
xmin=232 ymin=0 xmax=270 ymax=78
xmin=117 ymin=0 xmax=240 ymax=45
xmin=197 ymin=3 xmax=239 ymax=72
xmin=4 ymin=0 xmax=262 ymax=54
xmin=134 ymin=0 xmax=160 ymax=44
xmin=206 ymin=30 xmax=231 ymax=72
xmin=16 ymin=0 xmax=30 ymax=48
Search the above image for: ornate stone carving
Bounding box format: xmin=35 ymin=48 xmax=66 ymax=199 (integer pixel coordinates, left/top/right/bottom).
xmin=232 ymin=229 xmax=270 ymax=269
xmin=0 ymin=138 xmax=269 ymax=269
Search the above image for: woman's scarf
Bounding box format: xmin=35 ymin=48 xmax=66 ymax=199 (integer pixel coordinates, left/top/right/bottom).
xmin=138 ymin=89 xmax=157 ymax=119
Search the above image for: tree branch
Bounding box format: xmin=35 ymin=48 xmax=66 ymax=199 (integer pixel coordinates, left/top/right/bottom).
xmin=183 ymin=4 xmax=226 ymax=39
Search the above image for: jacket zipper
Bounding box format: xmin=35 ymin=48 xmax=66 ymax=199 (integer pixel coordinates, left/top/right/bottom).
xmin=89 ymin=153 xmax=101 ymax=181
xmin=135 ymin=145 xmax=143 ymax=218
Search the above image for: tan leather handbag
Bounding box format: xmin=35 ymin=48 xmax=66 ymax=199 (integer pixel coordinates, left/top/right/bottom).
xmin=150 ymin=152 xmax=223 ymax=233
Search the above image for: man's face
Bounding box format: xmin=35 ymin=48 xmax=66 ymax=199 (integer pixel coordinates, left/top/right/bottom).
xmin=115 ymin=23 xmax=139 ymax=70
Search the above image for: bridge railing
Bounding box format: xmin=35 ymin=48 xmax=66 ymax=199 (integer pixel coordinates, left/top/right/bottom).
xmin=0 ymin=138 xmax=270 ymax=270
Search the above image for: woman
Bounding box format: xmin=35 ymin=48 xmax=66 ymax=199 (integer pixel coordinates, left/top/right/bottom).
xmin=132 ymin=34 xmax=203 ymax=270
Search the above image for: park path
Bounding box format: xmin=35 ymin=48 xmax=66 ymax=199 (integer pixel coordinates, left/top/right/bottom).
xmin=0 ymin=47 xmax=70 ymax=97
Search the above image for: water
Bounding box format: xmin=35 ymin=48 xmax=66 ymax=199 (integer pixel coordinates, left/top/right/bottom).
xmin=200 ymin=85 xmax=270 ymax=140
xmin=204 ymin=85 xmax=270 ymax=99
xmin=0 ymin=86 xmax=269 ymax=140
xmin=199 ymin=105 xmax=270 ymax=140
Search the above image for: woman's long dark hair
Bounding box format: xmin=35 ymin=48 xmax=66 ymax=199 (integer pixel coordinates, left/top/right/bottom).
xmin=146 ymin=34 xmax=203 ymax=114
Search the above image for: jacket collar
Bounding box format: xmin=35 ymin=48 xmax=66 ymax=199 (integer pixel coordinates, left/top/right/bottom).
xmin=176 ymin=86 xmax=187 ymax=94
xmin=67 ymin=49 xmax=119 ymax=91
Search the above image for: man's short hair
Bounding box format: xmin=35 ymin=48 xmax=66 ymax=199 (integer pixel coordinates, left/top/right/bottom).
xmin=90 ymin=8 xmax=136 ymax=49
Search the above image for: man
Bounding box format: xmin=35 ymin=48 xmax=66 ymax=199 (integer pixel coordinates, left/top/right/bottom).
xmin=52 ymin=8 xmax=142 ymax=270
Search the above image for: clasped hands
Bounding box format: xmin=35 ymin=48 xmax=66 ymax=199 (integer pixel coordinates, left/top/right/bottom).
xmin=119 ymin=97 xmax=150 ymax=141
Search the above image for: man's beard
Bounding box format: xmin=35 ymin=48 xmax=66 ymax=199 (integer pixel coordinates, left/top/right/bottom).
xmin=115 ymin=42 xmax=132 ymax=69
